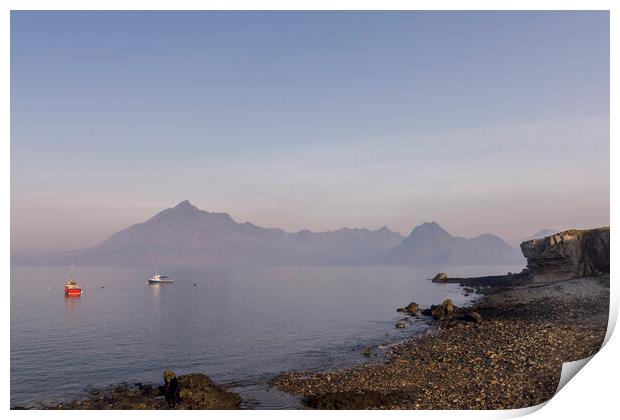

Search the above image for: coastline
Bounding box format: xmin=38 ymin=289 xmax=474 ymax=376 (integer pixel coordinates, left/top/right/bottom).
xmin=12 ymin=272 xmax=609 ymax=410
xmin=271 ymin=273 xmax=609 ymax=409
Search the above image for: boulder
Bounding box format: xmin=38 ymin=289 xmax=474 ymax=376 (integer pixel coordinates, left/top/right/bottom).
xmin=520 ymin=227 xmax=609 ymax=282
xmin=423 ymin=301 xmax=483 ymax=327
xmin=430 ymin=299 xmax=455 ymax=320
xmin=160 ymin=370 xmax=241 ymax=409
xmin=175 ymin=373 xmax=241 ymax=409
xmin=431 ymin=273 xmax=448 ymax=282
xmin=163 ymin=370 xmax=180 ymax=407
xmin=404 ymin=302 xmax=419 ymax=314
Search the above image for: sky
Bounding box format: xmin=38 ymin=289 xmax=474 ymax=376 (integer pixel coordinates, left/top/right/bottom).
xmin=11 ymin=11 xmax=609 ymax=252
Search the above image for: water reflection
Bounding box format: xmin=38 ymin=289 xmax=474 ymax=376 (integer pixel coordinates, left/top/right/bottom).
xmin=63 ymin=295 xmax=81 ymax=321
xmin=148 ymin=283 xmax=162 ymax=301
xmin=147 ymin=282 xmax=174 ymax=307
xmin=12 ymin=263 xmax=524 ymax=408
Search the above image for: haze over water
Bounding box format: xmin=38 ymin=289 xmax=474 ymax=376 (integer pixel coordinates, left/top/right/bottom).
xmin=10 ymin=264 xmax=523 ymax=408
xmin=11 ymin=11 xmax=609 ymax=253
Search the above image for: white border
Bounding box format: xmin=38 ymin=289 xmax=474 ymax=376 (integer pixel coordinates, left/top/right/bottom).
xmin=3 ymin=2 xmax=616 ymax=420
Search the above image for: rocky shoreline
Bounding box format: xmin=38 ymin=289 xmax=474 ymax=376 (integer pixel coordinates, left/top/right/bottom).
xmin=271 ymin=274 xmax=609 ymax=409
xmin=13 ymin=370 xmax=242 ymax=410
xmin=22 ymin=271 xmax=607 ymax=410
xmin=272 ymin=227 xmax=610 ymax=409
xmin=13 ymin=227 xmax=610 ymax=410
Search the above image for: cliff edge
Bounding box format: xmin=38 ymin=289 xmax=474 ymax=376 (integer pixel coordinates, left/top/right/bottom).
xmin=520 ymin=227 xmax=609 ymax=283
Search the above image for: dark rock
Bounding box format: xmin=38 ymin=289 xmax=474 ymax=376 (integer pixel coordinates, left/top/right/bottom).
xmin=431 ymin=299 xmax=455 ymax=320
xmin=362 ymin=347 xmax=372 ymax=357
xmin=175 ymin=373 xmax=241 ymax=409
xmin=39 ymin=371 xmax=242 ymax=410
xmin=395 ymin=321 xmax=407 ymax=329
xmin=163 ymin=370 xmax=181 ymax=407
xmin=423 ymin=300 xmax=483 ymax=326
xmin=404 ymin=302 xmax=419 ymax=313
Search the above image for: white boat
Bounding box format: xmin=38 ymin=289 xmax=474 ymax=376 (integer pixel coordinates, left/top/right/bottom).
xmin=148 ymin=274 xmax=175 ymax=284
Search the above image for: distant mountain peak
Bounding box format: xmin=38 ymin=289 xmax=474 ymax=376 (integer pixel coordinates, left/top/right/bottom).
xmin=167 ymin=200 xmax=203 ymax=215
xmin=174 ymin=200 xmax=197 ymax=209
xmin=388 ymin=221 xmax=524 ymax=265
xmin=410 ymin=221 xmax=451 ymax=237
xmin=420 ymin=221 xmax=441 ymax=229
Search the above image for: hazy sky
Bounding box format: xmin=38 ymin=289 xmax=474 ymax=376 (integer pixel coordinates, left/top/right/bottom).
xmin=11 ymin=11 xmax=609 ymax=252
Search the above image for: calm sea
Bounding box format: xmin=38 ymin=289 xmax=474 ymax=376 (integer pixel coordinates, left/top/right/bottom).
xmin=11 ymin=264 xmax=523 ymax=408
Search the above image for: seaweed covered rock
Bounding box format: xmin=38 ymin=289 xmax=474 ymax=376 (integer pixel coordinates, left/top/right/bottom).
xmin=404 ymin=302 xmax=420 ymax=313
xmin=397 ymin=302 xmax=420 ymax=314
xmin=421 ymin=300 xmax=483 ymax=327
xmin=430 ymin=299 xmax=455 ymax=320
xmin=175 ymin=373 xmax=241 ymax=409
xmin=37 ymin=371 xmax=241 ymax=410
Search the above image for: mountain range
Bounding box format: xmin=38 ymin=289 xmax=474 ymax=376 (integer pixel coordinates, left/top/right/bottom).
xmin=23 ymin=201 xmax=527 ymax=266
xmin=386 ymin=222 xmax=524 ymax=265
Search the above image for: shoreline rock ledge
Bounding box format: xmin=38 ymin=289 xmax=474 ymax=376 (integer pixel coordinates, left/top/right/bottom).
xmin=520 ymin=227 xmax=609 ymax=283
xmin=18 ymin=370 xmax=242 ymax=410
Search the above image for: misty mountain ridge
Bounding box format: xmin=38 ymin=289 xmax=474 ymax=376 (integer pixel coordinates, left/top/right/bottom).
xmin=386 ymin=221 xmax=524 ymax=265
xmin=76 ymin=201 xmax=404 ymax=266
xmin=24 ymin=201 xmax=524 ymax=266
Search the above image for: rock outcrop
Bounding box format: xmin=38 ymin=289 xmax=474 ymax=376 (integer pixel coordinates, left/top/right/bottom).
xmin=397 ymin=302 xmax=420 ymax=314
xmin=174 ymin=372 xmax=241 ymax=409
xmin=430 ymin=299 xmax=455 ymax=320
xmin=36 ymin=370 xmax=242 ymax=410
xmin=431 ymin=273 xmax=448 ymax=282
xmin=421 ymin=299 xmax=483 ymax=327
xmin=520 ymin=227 xmax=609 ymax=283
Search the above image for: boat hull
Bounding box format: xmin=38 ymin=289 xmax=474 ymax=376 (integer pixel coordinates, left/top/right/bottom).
xmin=65 ymin=288 xmax=82 ymax=296
xmin=148 ymin=279 xmax=174 ymax=284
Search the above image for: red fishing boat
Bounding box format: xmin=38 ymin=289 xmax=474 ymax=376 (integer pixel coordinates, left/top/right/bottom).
xmin=64 ymin=279 xmax=82 ymax=296
xmin=64 ymin=265 xmax=82 ymax=296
